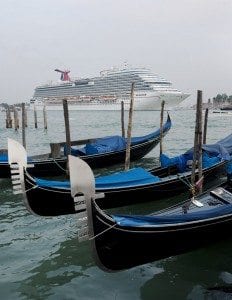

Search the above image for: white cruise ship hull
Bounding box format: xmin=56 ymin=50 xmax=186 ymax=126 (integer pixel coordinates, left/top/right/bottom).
xmin=31 ymin=92 xmax=189 ymax=111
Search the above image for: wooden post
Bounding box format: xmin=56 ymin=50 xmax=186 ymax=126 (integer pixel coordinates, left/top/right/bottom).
xmin=24 ymin=105 xmax=28 ymax=127
xmin=5 ymin=107 xmax=8 ymax=128
xmin=125 ymin=83 xmax=135 ymax=171
xmin=121 ymin=101 xmax=125 ymax=138
xmin=198 ymin=91 xmax=203 ymax=194
xmin=159 ymin=100 xmax=165 ymax=157
xmin=191 ymin=93 xmax=200 ymax=188
xmin=50 ymin=143 xmax=61 ymax=158
xmin=34 ymin=103 xmax=38 ymax=128
xmin=63 ymin=99 xmax=71 ymax=156
xmin=191 ymin=90 xmax=203 ymax=194
xmin=6 ymin=105 xmax=12 ymax=128
xmin=22 ymin=103 xmax=26 ymax=149
xmin=203 ymin=108 xmax=208 ymax=144
xmin=13 ymin=106 xmax=19 ymax=130
xmin=43 ymin=103 xmax=48 ymax=130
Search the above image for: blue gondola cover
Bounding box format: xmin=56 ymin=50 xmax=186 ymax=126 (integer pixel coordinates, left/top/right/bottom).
xmin=160 ymin=133 xmax=232 ymax=171
xmin=112 ymin=204 xmax=232 ymax=226
xmin=64 ymin=115 xmax=172 ymax=156
xmin=95 ymin=167 xmax=160 ymax=188
xmin=0 ymin=154 xmax=8 ymax=162
xmin=35 ymin=167 xmax=160 ymax=189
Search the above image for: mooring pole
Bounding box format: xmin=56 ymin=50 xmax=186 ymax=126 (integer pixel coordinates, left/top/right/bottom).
xmin=191 ymin=94 xmax=200 ymax=187
xmin=24 ymin=105 xmax=28 ymax=128
xmin=34 ymin=103 xmax=38 ymax=128
xmin=6 ymin=105 xmax=12 ymax=128
xmin=125 ymin=83 xmax=135 ymax=171
xmin=197 ymin=91 xmax=203 ymax=194
xmin=43 ymin=103 xmax=48 ymax=130
xmin=203 ymin=108 xmax=208 ymax=144
xmin=191 ymin=90 xmax=203 ymax=194
xmin=5 ymin=108 xmax=8 ymax=129
xmin=159 ymin=100 xmax=165 ymax=157
xmin=63 ymin=99 xmax=71 ymax=156
xmin=121 ymin=101 xmax=125 ymax=138
xmin=13 ymin=106 xmax=19 ymax=131
xmin=22 ymin=103 xmax=26 ymax=149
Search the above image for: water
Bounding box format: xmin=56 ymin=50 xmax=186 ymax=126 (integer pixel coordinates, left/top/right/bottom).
xmin=1 ymin=109 xmax=232 ymax=300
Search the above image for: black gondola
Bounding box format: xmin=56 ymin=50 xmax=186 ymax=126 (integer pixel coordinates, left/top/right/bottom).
xmin=86 ymin=172 xmax=232 ymax=272
xmin=8 ymin=133 xmax=231 ymax=216
xmin=0 ymin=114 xmax=171 ymax=178
xmin=22 ymin=159 xmax=225 ymax=215
xmin=13 ymin=152 xmax=232 ymax=272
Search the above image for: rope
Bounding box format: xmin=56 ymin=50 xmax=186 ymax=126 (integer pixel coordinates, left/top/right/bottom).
xmin=177 ymin=173 xmax=192 ymax=189
xmin=51 ymin=158 xmax=67 ymax=172
xmin=25 ymin=178 xmax=69 ymax=194
xmin=182 ymin=173 xmax=192 ymax=186
xmin=25 ymin=185 xmax=38 ymax=193
xmin=88 ymin=223 xmax=117 ymax=240
xmin=32 ymin=184 xmax=69 ymax=193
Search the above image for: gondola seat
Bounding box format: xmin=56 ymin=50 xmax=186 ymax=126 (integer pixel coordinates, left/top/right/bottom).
xmin=210 ymin=187 xmax=232 ymax=204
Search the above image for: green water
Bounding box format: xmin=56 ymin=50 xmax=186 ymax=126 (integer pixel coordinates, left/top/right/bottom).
xmin=0 ymin=109 xmax=232 ymax=299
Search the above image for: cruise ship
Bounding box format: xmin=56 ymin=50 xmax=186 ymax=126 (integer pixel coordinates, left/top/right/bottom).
xmin=30 ymin=66 xmax=190 ymax=111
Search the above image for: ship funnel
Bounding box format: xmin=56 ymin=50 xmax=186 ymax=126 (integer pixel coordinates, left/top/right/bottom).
xmin=54 ymin=69 xmax=71 ymax=81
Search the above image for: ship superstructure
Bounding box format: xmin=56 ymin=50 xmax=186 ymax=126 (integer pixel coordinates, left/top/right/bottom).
xmin=31 ymin=66 xmax=190 ymax=110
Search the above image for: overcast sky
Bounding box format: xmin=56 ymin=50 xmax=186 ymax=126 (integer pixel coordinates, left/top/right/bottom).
xmin=1 ymin=0 xmax=232 ymax=105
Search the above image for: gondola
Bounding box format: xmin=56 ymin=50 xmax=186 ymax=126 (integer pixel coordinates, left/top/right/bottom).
xmin=8 ymin=133 xmax=231 ymax=216
xmin=72 ymin=156 xmax=232 ymax=272
xmin=0 ymin=114 xmax=171 ymax=178
xmin=12 ymin=151 xmax=232 ymax=272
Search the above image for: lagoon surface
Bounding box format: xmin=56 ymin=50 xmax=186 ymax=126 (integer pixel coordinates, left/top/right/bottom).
xmin=1 ymin=109 xmax=232 ymax=300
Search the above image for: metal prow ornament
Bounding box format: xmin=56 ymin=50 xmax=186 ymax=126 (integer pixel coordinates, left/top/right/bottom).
xmin=68 ymin=155 xmax=104 ymax=242
xmin=8 ymin=138 xmax=30 ymax=195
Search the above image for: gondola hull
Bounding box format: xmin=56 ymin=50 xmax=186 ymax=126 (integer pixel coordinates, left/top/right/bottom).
xmin=1 ymin=139 xmax=158 ymax=178
xmin=1 ymin=115 xmax=171 ymax=178
xmin=24 ymin=160 xmax=226 ymax=216
xmin=91 ymin=198 xmax=232 ymax=271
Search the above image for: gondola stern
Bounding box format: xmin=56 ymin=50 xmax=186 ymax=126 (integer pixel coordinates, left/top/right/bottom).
xmin=167 ymin=112 xmax=171 ymax=125
xmin=165 ymin=112 xmax=172 ymax=132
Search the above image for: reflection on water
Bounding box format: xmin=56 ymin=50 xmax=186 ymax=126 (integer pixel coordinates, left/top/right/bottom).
xmin=1 ymin=110 xmax=232 ymax=299
xmin=18 ymin=239 xmax=94 ymax=299
xmin=140 ymin=239 xmax=232 ymax=300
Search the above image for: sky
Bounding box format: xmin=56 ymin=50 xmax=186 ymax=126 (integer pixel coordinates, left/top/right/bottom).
xmin=1 ymin=0 xmax=232 ymax=105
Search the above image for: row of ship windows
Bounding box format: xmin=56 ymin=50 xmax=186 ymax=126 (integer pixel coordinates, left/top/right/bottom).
xmin=38 ymin=77 xmax=169 ymax=89
xmin=36 ymin=82 xmax=170 ymax=92
xmin=95 ymin=76 xmax=169 ymax=83
xmin=40 ymin=79 xmax=149 ymax=86
xmin=35 ymin=90 xmax=176 ymax=98
xmin=35 ymin=86 xmax=170 ymax=93
xmin=35 ymin=88 xmax=148 ymax=95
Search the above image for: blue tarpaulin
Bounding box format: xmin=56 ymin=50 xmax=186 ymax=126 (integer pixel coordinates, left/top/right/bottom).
xmin=35 ymin=167 xmax=160 ymax=190
xmin=35 ymin=177 xmax=70 ymax=189
xmin=226 ymin=160 xmax=232 ymax=176
xmin=64 ymin=115 xmax=171 ymax=156
xmin=0 ymin=154 xmax=8 ymax=162
xmin=160 ymin=151 xmax=221 ymax=172
xmin=84 ymin=135 xmax=127 ymax=155
xmin=160 ymin=133 xmax=232 ymax=172
xmin=112 ymin=204 xmax=232 ymax=226
xmin=1 ymin=155 xmax=33 ymax=163
xmin=95 ymin=167 xmax=160 ymax=188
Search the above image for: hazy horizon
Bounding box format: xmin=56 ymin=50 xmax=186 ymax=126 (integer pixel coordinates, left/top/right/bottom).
xmin=1 ymin=0 xmax=232 ymax=106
